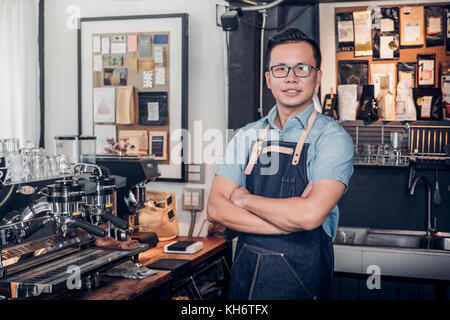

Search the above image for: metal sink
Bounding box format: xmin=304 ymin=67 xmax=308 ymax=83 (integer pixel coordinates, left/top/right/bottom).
xmin=334 ymin=227 xmax=450 ymax=251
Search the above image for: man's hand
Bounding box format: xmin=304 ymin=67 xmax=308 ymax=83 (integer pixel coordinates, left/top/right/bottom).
xmin=207 ymin=175 xmax=289 ymax=235
xmin=231 ymin=180 xmax=313 ymax=209
xmin=230 ymin=186 xmax=251 ymax=208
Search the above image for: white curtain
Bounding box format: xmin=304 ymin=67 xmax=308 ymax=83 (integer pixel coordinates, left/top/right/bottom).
xmin=0 ymin=0 xmax=40 ymax=145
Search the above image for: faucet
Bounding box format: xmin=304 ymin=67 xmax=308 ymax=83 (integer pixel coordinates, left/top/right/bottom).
xmin=409 ymin=176 xmax=437 ymax=236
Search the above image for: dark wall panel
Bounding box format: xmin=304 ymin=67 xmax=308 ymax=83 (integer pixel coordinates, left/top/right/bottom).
xmin=228 ymin=11 xmax=261 ymax=130
xmin=338 ymin=166 xmax=450 ymax=233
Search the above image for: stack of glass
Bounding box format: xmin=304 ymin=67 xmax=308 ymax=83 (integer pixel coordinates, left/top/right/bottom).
xmin=0 ymin=138 xmax=72 ymax=184
xmin=353 ymin=131 xmax=409 ymax=166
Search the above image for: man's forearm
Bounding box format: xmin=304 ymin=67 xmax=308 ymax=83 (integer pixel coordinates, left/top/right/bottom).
xmin=236 ymin=180 xmax=345 ymax=232
xmin=207 ymin=194 xmax=289 ymax=235
xmin=241 ymin=195 xmax=314 ymax=232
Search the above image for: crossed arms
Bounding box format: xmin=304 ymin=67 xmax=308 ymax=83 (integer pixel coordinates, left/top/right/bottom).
xmin=207 ymin=174 xmax=345 ymax=235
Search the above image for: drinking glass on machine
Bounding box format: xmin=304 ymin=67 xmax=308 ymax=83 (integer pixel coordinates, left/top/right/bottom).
xmin=47 ymin=155 xmax=58 ymax=177
xmin=30 ymin=148 xmax=46 ymax=180
xmin=24 ymin=140 xmax=37 ymax=149
xmin=57 ymin=154 xmax=71 ymax=175
xmin=20 ymin=148 xmax=32 ymax=181
xmin=0 ymin=140 xmax=6 ymax=157
xmin=5 ymin=138 xmax=25 ymax=183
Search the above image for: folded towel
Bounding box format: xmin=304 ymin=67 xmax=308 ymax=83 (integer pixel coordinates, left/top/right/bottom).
xmin=107 ymin=261 xmax=156 ymax=279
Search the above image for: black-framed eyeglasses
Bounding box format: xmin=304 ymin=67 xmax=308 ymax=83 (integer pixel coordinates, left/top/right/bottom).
xmin=269 ymin=63 xmax=319 ymax=78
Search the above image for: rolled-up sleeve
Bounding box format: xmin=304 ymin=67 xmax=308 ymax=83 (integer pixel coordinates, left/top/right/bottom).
xmin=215 ymin=128 xmax=250 ymax=187
xmin=311 ymin=122 xmax=354 ymax=191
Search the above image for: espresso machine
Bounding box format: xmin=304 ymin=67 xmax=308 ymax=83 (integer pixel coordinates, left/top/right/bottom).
xmin=0 ymin=162 xmax=149 ymax=299
xmin=95 ymin=155 xmax=160 ymax=244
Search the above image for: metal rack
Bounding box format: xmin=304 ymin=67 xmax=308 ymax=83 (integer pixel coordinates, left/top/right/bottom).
xmin=341 ymin=121 xmax=450 ymax=169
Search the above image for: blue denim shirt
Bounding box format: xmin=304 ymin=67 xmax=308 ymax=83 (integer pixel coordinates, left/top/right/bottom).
xmin=215 ymin=103 xmax=354 ymax=240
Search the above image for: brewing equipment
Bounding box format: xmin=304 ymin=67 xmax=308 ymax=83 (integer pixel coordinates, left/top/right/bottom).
xmin=0 ymin=162 xmax=150 ymax=299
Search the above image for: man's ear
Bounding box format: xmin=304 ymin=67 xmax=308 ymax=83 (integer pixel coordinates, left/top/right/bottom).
xmin=265 ymin=71 xmax=271 ymax=89
xmin=315 ymin=69 xmax=322 ymax=91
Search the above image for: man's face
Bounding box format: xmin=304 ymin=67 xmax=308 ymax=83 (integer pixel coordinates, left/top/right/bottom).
xmin=265 ymin=41 xmax=322 ymax=111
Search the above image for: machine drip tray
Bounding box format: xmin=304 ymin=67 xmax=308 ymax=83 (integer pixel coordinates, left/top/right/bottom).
xmin=0 ymin=244 xmax=148 ymax=298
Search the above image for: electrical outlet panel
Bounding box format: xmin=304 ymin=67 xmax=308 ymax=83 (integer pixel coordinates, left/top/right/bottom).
xmin=183 ymin=189 xmax=192 ymax=206
xmin=182 ymin=188 xmax=204 ymax=211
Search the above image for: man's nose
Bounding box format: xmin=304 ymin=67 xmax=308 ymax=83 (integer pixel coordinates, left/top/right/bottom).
xmin=285 ymin=68 xmax=298 ymax=82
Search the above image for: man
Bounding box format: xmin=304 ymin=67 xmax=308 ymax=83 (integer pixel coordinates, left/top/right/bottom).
xmin=207 ymin=28 xmax=354 ymax=300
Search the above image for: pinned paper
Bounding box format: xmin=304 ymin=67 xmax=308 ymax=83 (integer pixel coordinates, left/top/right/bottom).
xmin=153 ymin=34 xmax=168 ymax=44
xmin=337 ymin=20 xmax=354 ymax=42
xmin=128 ymin=52 xmax=138 ymax=75
xmin=138 ymin=35 xmax=152 ymax=58
xmin=405 ymin=22 xmax=421 ymax=43
xmin=149 ymin=131 xmax=167 ymax=160
xmin=428 ymin=17 xmax=442 ymax=34
xmin=400 ymin=6 xmax=424 ymax=46
xmin=101 ymin=37 xmax=110 ymax=54
xmin=111 ymin=42 xmax=126 ymax=54
xmin=116 ymin=86 xmax=135 ymax=124
xmin=111 ymin=35 xmax=127 ymax=54
xmin=421 ymin=96 xmax=432 ymax=118
xmin=143 ymin=71 xmax=154 ymax=89
xmin=93 ymin=55 xmax=103 ymax=72
xmin=94 ymin=124 xmax=116 ymax=154
xmin=155 ymin=67 xmax=166 ymax=86
xmin=113 ymin=36 xmax=126 ymax=42
xmin=127 ymin=35 xmax=138 ymax=52
xmin=93 ymin=87 xmax=116 ymax=123
xmin=108 ymin=56 xmax=123 ymax=66
xmin=147 ymin=102 xmax=159 ymax=121
xmin=93 ymin=36 xmax=101 ymax=53
xmin=380 ymin=18 xmax=394 ymax=33
xmin=139 ymin=59 xmax=154 ymax=71
xmin=118 ymin=130 xmax=148 ymax=155
xmin=154 ymin=46 xmax=164 ymax=65
xmin=380 ymin=36 xmax=394 ymax=59
xmin=353 ymin=10 xmax=372 ymax=57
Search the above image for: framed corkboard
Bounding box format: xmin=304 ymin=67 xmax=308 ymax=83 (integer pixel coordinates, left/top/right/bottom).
xmin=335 ymin=3 xmax=449 ymax=92
xmin=78 ymin=14 xmax=188 ymax=182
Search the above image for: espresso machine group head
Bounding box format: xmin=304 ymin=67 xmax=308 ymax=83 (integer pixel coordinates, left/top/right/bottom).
xmin=94 ymin=156 xmax=159 ymax=244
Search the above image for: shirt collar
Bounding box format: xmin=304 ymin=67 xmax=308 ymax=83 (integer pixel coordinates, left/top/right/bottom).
xmin=265 ymin=103 xmax=314 ymax=129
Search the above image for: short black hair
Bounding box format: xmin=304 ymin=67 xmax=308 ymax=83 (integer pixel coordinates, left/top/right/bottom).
xmin=265 ymin=28 xmax=321 ymax=71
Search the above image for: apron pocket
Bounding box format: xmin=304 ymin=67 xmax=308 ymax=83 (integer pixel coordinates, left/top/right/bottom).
xmin=245 ymin=245 xmax=315 ymax=300
xmin=279 ymin=177 xmax=295 ymax=198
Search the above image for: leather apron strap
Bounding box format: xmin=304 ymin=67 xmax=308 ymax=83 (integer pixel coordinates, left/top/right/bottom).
xmin=244 ymin=124 xmax=270 ymax=175
xmin=244 ymin=109 xmax=318 ymax=175
xmin=292 ymin=110 xmax=317 ymax=165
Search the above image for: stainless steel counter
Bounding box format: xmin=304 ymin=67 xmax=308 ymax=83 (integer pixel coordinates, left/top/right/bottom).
xmin=334 ymin=227 xmax=450 ymax=281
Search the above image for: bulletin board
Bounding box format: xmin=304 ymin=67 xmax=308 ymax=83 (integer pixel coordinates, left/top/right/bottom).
xmin=78 ymin=14 xmax=188 ymax=182
xmin=334 ymin=3 xmax=449 ymax=94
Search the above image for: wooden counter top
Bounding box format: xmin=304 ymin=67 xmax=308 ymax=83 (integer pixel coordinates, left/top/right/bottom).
xmin=138 ymin=236 xmax=227 ymax=267
xmin=72 ymin=269 xmax=172 ymax=300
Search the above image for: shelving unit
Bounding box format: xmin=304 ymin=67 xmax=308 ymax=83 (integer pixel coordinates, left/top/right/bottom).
xmin=341 ymin=120 xmax=450 ymax=169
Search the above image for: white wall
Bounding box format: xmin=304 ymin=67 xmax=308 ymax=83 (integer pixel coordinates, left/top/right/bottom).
xmin=45 ymin=0 xmax=227 ymax=236
xmin=319 ymin=0 xmax=445 ymax=102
